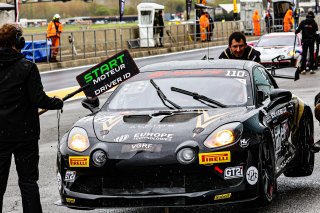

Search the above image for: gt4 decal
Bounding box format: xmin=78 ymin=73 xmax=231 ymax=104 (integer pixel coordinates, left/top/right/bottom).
xmin=121 ymin=143 xmax=162 ymax=153
xmin=69 ymin=156 xmax=90 ymax=167
xmin=214 ymin=193 xmax=231 ymax=200
xmin=246 ymin=166 xmax=258 ymax=185
xmin=199 ymin=151 xmax=231 ymax=164
xmin=65 ymin=171 xmax=76 ymax=182
xmin=224 ymin=166 xmax=243 ymax=179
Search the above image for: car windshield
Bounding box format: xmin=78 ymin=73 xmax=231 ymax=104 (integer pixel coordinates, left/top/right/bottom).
xmin=256 ymin=35 xmax=297 ymax=47
xmin=105 ymin=76 xmax=249 ymax=111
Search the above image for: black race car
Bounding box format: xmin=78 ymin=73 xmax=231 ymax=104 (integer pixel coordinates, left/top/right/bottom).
xmin=56 ymin=59 xmax=314 ymax=209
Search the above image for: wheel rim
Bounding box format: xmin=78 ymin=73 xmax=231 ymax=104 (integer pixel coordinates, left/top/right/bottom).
xmin=261 ymin=142 xmax=274 ymax=201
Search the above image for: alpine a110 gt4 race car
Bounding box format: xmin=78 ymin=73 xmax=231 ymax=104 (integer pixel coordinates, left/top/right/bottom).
xmin=56 ymin=59 xmax=315 ymax=209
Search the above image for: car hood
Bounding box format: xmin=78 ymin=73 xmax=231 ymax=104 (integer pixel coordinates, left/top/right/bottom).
xmin=91 ymin=108 xmax=249 ymax=143
xmin=255 ymin=46 xmax=301 ymax=62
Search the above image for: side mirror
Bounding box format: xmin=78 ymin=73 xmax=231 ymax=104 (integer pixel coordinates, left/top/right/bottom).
xmin=266 ymin=89 xmax=292 ymax=110
xmin=257 ymin=90 xmax=268 ymax=105
xmin=81 ymin=97 xmax=100 ymax=113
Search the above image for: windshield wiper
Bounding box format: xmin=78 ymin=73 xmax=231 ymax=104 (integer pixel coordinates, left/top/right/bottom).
xmin=150 ymin=79 xmax=181 ymax=110
xmin=171 ymin=87 xmax=226 ymax=108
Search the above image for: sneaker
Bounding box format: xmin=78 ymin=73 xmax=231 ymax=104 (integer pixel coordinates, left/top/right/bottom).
xmin=301 ymin=70 xmax=306 ymax=74
xmin=310 ymin=70 xmax=316 ymax=74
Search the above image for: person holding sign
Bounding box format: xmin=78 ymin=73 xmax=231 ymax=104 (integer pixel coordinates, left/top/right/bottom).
xmin=0 ymin=24 xmax=63 ymax=213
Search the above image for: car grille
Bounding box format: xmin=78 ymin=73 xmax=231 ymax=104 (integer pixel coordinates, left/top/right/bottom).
xmin=69 ymin=166 xmax=239 ymax=195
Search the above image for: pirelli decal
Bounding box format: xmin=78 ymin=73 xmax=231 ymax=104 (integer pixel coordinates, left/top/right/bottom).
xmin=69 ymin=156 xmax=90 ymax=167
xmin=199 ymin=151 xmax=231 ymax=164
xmin=214 ymin=193 xmax=231 ymax=200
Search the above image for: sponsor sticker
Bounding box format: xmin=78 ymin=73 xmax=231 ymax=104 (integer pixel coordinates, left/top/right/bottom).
xmin=199 ymin=151 xmax=231 ymax=165
xmin=56 ymin=172 xmax=62 ymax=191
xmin=133 ymin=132 xmax=174 ymax=141
xmin=121 ymin=143 xmax=162 ymax=153
xmin=214 ymin=193 xmax=231 ymax=200
xmin=114 ymin=134 xmax=129 ymax=142
xmin=246 ymin=166 xmax=258 ymax=185
xmin=224 ymin=166 xmax=243 ymax=179
xmin=66 ymin=198 xmax=75 ymax=204
xmin=239 ymin=138 xmax=250 ymax=148
xmin=69 ymin=156 xmax=90 ymax=167
xmin=65 ymin=171 xmax=76 ymax=182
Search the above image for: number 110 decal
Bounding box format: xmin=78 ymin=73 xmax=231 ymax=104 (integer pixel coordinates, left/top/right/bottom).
xmin=226 ymin=70 xmax=245 ymax=77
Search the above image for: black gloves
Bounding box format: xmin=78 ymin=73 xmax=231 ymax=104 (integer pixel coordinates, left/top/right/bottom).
xmin=51 ymin=97 xmax=64 ymax=109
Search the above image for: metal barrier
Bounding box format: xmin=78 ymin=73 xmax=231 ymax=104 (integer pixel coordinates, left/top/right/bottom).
xmin=21 ymin=17 xmax=320 ymax=63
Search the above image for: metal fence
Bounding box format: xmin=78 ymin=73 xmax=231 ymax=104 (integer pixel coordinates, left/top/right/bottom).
xmin=22 ymin=16 xmax=320 ymax=63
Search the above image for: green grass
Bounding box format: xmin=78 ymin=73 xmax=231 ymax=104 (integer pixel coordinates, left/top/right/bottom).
xmin=23 ymin=22 xmax=139 ymax=34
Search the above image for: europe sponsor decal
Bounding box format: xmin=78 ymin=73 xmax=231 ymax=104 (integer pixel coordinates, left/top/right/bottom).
xmin=214 ymin=193 xmax=231 ymax=200
xmin=198 ymin=151 xmax=231 ymax=164
xmin=69 ymin=156 xmax=90 ymax=167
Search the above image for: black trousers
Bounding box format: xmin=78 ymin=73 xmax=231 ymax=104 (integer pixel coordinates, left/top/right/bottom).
xmin=0 ymin=140 xmax=42 ymax=213
xmin=301 ymin=40 xmax=315 ymax=70
xmin=159 ymin=28 xmax=164 ymax=45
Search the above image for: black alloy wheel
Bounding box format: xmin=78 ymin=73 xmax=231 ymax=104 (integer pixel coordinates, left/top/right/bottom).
xmin=257 ymin=139 xmax=276 ymax=206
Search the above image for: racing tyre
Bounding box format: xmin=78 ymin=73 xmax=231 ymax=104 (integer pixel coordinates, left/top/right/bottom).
xmin=256 ymin=139 xmax=277 ymax=206
xmin=242 ymin=139 xmax=277 ymax=207
xmin=284 ymin=114 xmax=314 ymax=177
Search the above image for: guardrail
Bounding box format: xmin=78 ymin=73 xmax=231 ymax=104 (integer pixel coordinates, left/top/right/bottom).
xmin=21 ymin=16 xmax=320 ymax=63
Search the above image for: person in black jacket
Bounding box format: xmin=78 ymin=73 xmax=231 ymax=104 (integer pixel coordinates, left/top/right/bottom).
xmin=219 ymin=31 xmax=261 ymax=63
xmin=295 ymin=11 xmax=318 ymax=74
xmin=158 ymin=10 xmax=165 ymax=47
xmin=0 ymin=24 xmax=63 ymax=213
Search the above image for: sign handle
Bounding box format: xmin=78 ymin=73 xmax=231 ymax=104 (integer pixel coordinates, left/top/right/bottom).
xmin=39 ymin=84 xmax=90 ymax=116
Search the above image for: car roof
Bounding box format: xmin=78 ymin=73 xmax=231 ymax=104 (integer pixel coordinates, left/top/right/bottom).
xmin=126 ymin=59 xmax=260 ymax=82
xmin=262 ymin=32 xmax=295 ymax=37
xmin=139 ymin=59 xmax=251 ymax=72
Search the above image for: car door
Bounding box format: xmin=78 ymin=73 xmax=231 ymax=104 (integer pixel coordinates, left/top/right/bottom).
xmin=252 ymin=66 xmax=293 ymax=174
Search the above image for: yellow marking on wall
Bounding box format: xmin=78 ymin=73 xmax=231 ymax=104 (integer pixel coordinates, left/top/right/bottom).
xmin=45 ymin=86 xmax=117 ymax=100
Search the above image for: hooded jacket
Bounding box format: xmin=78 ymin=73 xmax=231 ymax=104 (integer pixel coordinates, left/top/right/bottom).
xmin=219 ymin=46 xmax=261 ymax=63
xmin=295 ymin=14 xmax=318 ymax=42
xmin=0 ymin=48 xmax=63 ymax=142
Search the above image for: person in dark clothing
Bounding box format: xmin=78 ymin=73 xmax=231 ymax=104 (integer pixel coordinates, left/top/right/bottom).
xmin=219 ymin=31 xmax=261 ymax=63
xmin=0 ymin=24 xmax=63 ymax=213
xmin=158 ymin=10 xmax=165 ymax=47
xmin=295 ymin=11 xmax=318 ymax=74
xmin=293 ymin=8 xmax=300 ymax=30
xmin=206 ymin=12 xmax=214 ymax=41
xmin=264 ymin=10 xmax=273 ymax=33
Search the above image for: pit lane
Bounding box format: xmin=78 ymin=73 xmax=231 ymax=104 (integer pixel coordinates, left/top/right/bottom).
xmin=3 ymin=47 xmax=320 ymax=213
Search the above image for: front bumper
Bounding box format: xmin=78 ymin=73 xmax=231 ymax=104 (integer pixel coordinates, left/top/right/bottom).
xmin=57 ymin=150 xmax=261 ymax=208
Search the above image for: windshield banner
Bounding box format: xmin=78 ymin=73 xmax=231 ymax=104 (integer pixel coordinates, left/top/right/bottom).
xmin=76 ymin=50 xmax=140 ymax=97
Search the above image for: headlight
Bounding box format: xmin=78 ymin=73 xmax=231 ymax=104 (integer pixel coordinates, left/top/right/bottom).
xmin=204 ymin=122 xmax=243 ymax=148
xmin=68 ymin=127 xmax=90 ymax=152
